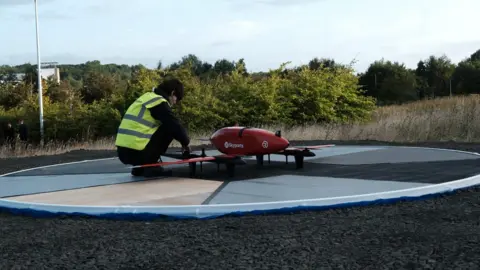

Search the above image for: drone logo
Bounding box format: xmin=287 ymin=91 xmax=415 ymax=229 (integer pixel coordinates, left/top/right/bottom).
xmin=224 ymin=141 xmax=244 ymax=148
xmin=262 ymin=140 xmax=268 ymax=149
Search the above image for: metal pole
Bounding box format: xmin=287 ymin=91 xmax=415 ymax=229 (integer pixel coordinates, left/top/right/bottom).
xmin=449 ymin=79 xmax=452 ymax=97
xmin=34 ymin=0 xmax=44 ymax=145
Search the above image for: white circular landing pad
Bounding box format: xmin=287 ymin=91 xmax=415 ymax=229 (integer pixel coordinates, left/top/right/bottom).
xmin=1 ymin=145 xmax=480 ymax=220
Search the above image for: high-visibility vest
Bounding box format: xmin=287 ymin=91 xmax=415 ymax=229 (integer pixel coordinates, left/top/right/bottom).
xmin=115 ymin=92 xmax=169 ymax=150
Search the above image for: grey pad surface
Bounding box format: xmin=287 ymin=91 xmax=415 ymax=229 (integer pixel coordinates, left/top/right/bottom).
xmin=0 ymin=173 xmax=146 ymax=198
xmin=206 ymin=176 xmax=430 ymax=204
xmin=314 ymin=147 xmax=480 ymax=165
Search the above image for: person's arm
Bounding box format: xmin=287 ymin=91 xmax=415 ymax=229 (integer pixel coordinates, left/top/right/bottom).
xmin=148 ymin=102 xmax=190 ymax=147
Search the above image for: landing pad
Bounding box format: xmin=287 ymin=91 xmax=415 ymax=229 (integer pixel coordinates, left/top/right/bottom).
xmin=1 ymin=145 xmax=480 ymax=219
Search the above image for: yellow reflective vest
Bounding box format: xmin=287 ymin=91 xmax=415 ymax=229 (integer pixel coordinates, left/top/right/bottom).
xmin=115 ymin=92 xmax=169 ymax=150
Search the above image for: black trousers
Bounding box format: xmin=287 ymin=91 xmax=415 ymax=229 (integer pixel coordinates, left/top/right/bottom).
xmin=117 ymin=125 xmax=174 ymax=166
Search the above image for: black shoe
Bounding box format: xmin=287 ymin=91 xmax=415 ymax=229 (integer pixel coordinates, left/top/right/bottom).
xmin=143 ymin=167 xmax=173 ymax=178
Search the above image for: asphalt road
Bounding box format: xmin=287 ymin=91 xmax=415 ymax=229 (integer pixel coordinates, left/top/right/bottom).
xmin=0 ymin=140 xmax=479 ymax=270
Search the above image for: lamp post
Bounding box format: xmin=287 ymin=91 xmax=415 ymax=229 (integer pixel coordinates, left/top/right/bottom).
xmin=34 ymin=0 xmax=44 ymax=145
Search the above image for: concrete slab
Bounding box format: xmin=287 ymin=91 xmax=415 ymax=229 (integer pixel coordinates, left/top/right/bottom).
xmin=206 ymin=175 xmax=430 ymax=204
xmin=8 ymin=178 xmax=222 ymax=206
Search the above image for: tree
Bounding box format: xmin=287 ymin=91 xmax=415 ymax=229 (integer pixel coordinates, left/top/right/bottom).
xmin=80 ymin=71 xmax=119 ymax=104
xmin=0 ymin=82 xmax=32 ymax=110
xmin=308 ymin=58 xmax=337 ymax=70
xmin=213 ymin=59 xmax=236 ymax=75
xmin=359 ymin=59 xmax=418 ymax=105
xmin=451 ymin=50 xmax=480 ymax=95
xmin=415 ymin=55 xmax=455 ymax=98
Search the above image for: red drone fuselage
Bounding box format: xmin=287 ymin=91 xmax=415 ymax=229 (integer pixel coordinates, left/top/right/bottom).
xmin=209 ymin=126 xmax=290 ymax=156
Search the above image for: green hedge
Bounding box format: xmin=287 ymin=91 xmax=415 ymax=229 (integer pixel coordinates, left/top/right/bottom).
xmin=0 ymin=63 xmax=377 ymax=143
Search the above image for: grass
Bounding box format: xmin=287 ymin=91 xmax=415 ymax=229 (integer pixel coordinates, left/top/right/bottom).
xmin=1 ymin=95 xmax=480 ymax=159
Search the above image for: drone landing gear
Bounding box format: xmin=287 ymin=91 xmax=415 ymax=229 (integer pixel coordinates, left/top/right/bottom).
xmin=255 ymin=154 xmax=271 ymax=166
xmin=216 ymin=162 xmax=236 ymax=177
xmin=284 ymin=148 xmax=315 ymax=169
xmin=187 ymin=160 xmax=237 ymax=178
xmin=184 ymin=148 xmax=206 ymax=178
xmin=294 ymin=155 xmax=304 ymax=169
xmin=189 ymin=148 xmax=243 ymax=178
xmin=188 ymin=162 xmax=197 ymax=178
xmin=255 ymin=151 xmax=309 ymax=169
xmin=253 ymin=149 xmax=312 ymax=170
xmin=284 ymin=154 xmax=305 ymax=169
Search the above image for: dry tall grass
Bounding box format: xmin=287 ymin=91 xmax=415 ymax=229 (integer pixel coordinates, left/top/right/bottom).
xmin=1 ymin=95 xmax=479 ymax=159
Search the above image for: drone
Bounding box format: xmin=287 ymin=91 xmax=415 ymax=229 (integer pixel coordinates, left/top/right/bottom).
xmin=134 ymin=126 xmax=334 ymax=177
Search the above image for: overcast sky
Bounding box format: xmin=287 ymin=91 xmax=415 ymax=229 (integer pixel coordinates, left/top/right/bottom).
xmin=0 ymin=0 xmax=479 ymax=72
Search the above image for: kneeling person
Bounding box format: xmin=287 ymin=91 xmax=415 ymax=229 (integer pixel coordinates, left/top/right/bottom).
xmin=115 ymin=78 xmax=191 ymax=177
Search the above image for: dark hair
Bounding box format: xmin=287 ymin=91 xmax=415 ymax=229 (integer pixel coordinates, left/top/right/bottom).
xmin=154 ymin=78 xmax=184 ymax=101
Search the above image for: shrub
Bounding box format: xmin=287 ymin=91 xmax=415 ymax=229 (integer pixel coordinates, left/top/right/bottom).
xmin=0 ymin=62 xmax=377 ymax=144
